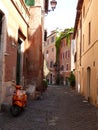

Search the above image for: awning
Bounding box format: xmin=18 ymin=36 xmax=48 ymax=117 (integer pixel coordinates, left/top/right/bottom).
xmin=25 ymin=0 xmax=35 ymax=6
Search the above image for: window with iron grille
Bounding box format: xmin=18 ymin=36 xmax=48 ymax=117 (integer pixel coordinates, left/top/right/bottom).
xmin=46 ymin=50 xmax=48 ymax=54
xmin=88 ymin=22 xmax=91 ymax=45
xmin=52 ymin=48 xmax=54 ymax=52
xmin=61 ymin=65 xmax=64 ymax=71
xmin=66 ymin=64 xmax=69 ymax=71
xmin=51 ymin=36 xmax=54 ymax=43
xmin=50 ymin=61 xmax=53 ymax=68
xmin=74 ymin=52 xmax=77 ymax=62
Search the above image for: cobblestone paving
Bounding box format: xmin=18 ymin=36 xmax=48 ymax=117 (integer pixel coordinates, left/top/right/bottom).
xmin=0 ymin=85 xmax=98 ymax=130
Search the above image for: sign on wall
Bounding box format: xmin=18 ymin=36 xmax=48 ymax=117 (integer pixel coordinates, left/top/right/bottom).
xmin=25 ymin=0 xmax=35 ymax=6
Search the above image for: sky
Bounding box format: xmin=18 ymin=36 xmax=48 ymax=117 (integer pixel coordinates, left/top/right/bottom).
xmin=44 ymin=0 xmax=78 ymax=35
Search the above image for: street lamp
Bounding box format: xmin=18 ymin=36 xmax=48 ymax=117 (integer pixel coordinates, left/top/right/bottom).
xmin=50 ymin=0 xmax=57 ymax=11
xmin=44 ymin=0 xmax=57 ymax=14
xmin=45 ymin=0 xmax=57 ymax=13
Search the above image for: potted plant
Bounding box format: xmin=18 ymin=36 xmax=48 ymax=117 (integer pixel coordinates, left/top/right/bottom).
xmin=68 ymin=71 xmax=76 ymax=89
xmin=42 ymin=79 xmax=48 ymax=92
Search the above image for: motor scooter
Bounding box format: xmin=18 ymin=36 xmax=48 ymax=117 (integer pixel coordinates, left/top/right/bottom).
xmin=10 ymin=85 xmax=27 ymax=116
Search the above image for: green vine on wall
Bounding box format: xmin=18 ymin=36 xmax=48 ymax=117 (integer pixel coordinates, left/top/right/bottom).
xmin=55 ymin=32 xmax=62 ymax=63
xmin=55 ymin=28 xmax=74 ymax=63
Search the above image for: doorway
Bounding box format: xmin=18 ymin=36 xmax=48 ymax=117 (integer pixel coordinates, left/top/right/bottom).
xmin=16 ymin=38 xmax=23 ymax=85
xmin=50 ymin=73 xmax=52 ymax=84
xmin=78 ymin=71 xmax=80 ymax=92
xmin=87 ymin=67 xmax=91 ymax=101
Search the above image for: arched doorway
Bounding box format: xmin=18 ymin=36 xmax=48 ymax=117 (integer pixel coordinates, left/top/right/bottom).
xmin=87 ymin=67 xmax=91 ymax=101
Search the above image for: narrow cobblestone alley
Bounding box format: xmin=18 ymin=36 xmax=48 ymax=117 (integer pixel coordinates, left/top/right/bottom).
xmin=0 ymin=85 xmax=98 ymax=130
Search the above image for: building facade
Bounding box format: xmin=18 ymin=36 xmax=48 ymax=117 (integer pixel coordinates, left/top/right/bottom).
xmin=0 ymin=0 xmax=30 ymax=107
xmin=59 ymin=34 xmax=72 ymax=85
xmin=24 ymin=0 xmax=44 ymax=90
xmin=0 ymin=0 xmax=46 ymax=108
xmin=73 ymin=0 xmax=98 ymax=106
xmin=44 ymin=31 xmax=56 ymax=84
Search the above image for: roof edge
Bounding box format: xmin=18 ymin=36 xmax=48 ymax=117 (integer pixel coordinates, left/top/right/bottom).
xmin=73 ymin=0 xmax=84 ymax=38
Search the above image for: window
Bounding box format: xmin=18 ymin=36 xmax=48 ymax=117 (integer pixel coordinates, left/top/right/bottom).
xmin=50 ymin=61 xmax=53 ymax=68
xmin=44 ymin=30 xmax=47 ymax=41
xmin=61 ymin=53 xmax=63 ymax=60
xmin=61 ymin=65 xmax=64 ymax=71
xmin=88 ymin=22 xmax=91 ymax=45
xmin=51 ymin=36 xmax=54 ymax=43
xmin=66 ymin=51 xmax=67 ymax=59
xmin=74 ymin=52 xmax=77 ymax=62
xmin=66 ymin=64 xmax=69 ymax=71
xmin=63 ymin=52 xmax=64 ymax=59
xmin=52 ymin=48 xmax=54 ymax=52
xmin=68 ymin=50 xmax=70 ymax=58
xmin=47 ymin=39 xmax=49 ymax=45
xmin=65 ymin=50 xmax=69 ymax=59
xmin=61 ymin=53 xmax=62 ymax=59
xmin=65 ymin=52 xmax=66 ymax=59
xmin=61 ymin=41 xmax=65 ymax=47
xmin=46 ymin=50 xmax=48 ymax=54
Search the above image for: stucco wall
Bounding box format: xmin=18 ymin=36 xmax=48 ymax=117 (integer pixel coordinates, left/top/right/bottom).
xmin=0 ymin=0 xmax=28 ymax=104
xmin=75 ymin=0 xmax=98 ymax=106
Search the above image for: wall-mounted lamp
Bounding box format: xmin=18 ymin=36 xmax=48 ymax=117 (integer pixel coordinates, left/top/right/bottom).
xmin=49 ymin=0 xmax=57 ymax=12
xmin=44 ymin=0 xmax=57 ymax=13
xmin=50 ymin=0 xmax=57 ymax=11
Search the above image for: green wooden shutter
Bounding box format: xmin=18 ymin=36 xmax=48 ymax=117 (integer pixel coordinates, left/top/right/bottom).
xmin=25 ymin=0 xmax=35 ymax=6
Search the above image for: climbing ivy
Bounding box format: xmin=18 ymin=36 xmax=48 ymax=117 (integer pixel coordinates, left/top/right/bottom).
xmin=64 ymin=28 xmax=74 ymax=45
xmin=55 ymin=31 xmax=62 ymax=62
xmin=55 ymin=28 xmax=74 ymax=62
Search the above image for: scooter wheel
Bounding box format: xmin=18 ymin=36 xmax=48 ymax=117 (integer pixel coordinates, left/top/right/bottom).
xmin=10 ymin=105 xmax=21 ymax=117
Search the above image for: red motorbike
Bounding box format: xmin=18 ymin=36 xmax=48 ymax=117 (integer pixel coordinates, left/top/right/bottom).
xmin=10 ymin=85 xmax=27 ymax=116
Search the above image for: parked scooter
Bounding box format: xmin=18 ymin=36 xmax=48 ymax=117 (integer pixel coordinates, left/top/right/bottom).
xmin=10 ymin=85 xmax=27 ymax=116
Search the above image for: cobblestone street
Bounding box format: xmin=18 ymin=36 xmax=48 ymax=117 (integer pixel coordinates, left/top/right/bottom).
xmin=0 ymin=85 xmax=98 ymax=130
